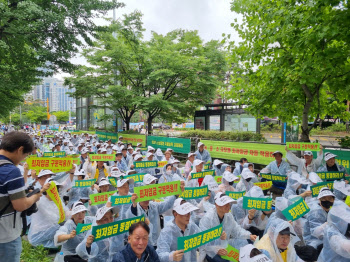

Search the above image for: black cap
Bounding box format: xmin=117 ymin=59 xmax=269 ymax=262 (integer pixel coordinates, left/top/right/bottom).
xmin=279 ymin=227 xmax=296 ymax=236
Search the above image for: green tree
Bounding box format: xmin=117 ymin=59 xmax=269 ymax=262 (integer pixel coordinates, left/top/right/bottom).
xmin=24 ymin=106 xmax=47 ymax=123
xmin=228 ymin=0 xmax=350 ymax=141
xmin=51 ymin=111 xmax=69 ymax=122
xmin=0 ymin=0 xmax=123 ymax=117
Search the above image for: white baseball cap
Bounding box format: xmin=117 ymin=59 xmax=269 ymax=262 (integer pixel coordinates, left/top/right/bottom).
xmin=272 ymin=151 xmax=283 ymax=156
xmin=134 ymin=154 xmax=143 ymax=161
xmin=38 ymin=169 xmax=55 ymax=178
xmin=74 ymin=169 xmax=85 ymax=176
xmin=223 ymin=171 xmax=239 ymax=182
xmin=187 ymin=152 xmax=196 ymax=158
xmin=99 ymin=178 xmax=110 ymax=187
xmin=127 ymin=146 xmax=133 ymax=150
xmin=241 ymin=170 xmax=256 ymax=180
xmin=95 ymin=206 xmax=113 ymax=221
xmin=173 ymin=198 xmax=199 ymax=215
xmin=143 ymin=174 xmax=157 ymax=185
xmin=193 ymin=159 xmax=204 ymax=167
xmin=71 ymin=201 xmax=88 ymax=216
xmin=317 ymin=187 xmax=335 ymax=199
xmin=213 ymin=159 xmax=224 ymax=166
xmin=198 ymin=142 xmax=204 ymax=148
xmin=324 ymin=152 xmax=337 ymax=161
xmin=137 ymin=143 xmax=142 ymax=147
xmin=147 ymin=146 xmax=155 ymax=152
xmin=110 ymin=167 xmax=120 ymax=172
xmin=304 ymin=151 xmax=313 ymax=156
xmin=112 ymin=145 xmax=118 ymax=151
xmin=117 ymin=178 xmax=134 ymax=187
xmin=100 ymin=148 xmax=107 ymax=153
xmin=214 ymin=192 xmax=236 ymax=206
xmin=146 ymin=152 xmax=154 ymax=158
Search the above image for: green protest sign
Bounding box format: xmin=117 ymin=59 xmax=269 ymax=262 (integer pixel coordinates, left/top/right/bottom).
xmin=96 ymin=131 xmax=108 ymax=141
xmin=108 ymin=177 xmax=118 ymax=187
xmin=177 ymin=224 xmax=223 ymax=253
xmin=110 ymin=195 xmax=132 ymax=206
xmin=92 ymin=215 xmax=145 ymax=242
xmin=214 ymin=176 xmax=222 ymax=184
xmin=286 ymin=142 xmax=320 ymax=151
xmin=95 ymin=131 xmax=118 ymax=142
xmin=282 ymin=197 xmax=310 ymax=221
xmin=221 ymin=245 xmax=239 ymax=262
xmin=119 ymin=133 xmax=146 ymax=147
xmin=147 ymin=136 xmax=191 ymax=154
xmin=204 ymin=163 xmax=211 ymax=170
xmin=124 ymin=173 xmax=146 ymax=183
xmin=243 ymin=197 xmax=272 ymax=211
xmin=202 ymin=140 xmax=285 ymax=165
xmin=89 ymin=154 xmax=116 ymax=162
xmin=89 ymin=191 xmax=118 ymax=206
xmin=133 ymin=161 xmax=158 ymax=169
xmin=74 ymin=179 xmax=96 ymax=188
xmin=310 ymin=181 xmax=334 ymax=197
xmin=76 ymin=223 xmax=92 ymax=235
xmin=316 ymin=171 xmax=345 ymax=180
xmin=43 ymin=151 xmax=67 ymax=157
xmin=260 ymin=173 xmax=287 ymax=182
xmin=180 ymin=186 xmax=208 ymax=200
xmin=44 ymin=135 xmax=55 ymax=138
xmin=190 ymin=170 xmax=215 ymax=179
xmin=226 ymin=191 xmax=246 ymax=200
xmin=134 ymin=181 xmax=181 ymax=202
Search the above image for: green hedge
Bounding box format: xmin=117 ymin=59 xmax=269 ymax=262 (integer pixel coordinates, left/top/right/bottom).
xmin=21 ymin=240 xmax=53 ymax=262
xmin=179 ymin=130 xmax=266 ymax=142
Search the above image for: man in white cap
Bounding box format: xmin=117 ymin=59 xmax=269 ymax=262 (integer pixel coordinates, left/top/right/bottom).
xmin=286 ymin=145 xmax=323 ymax=178
xmin=317 ymin=152 xmax=347 ymax=173
xmin=157 ymin=198 xmax=201 ymax=262
xmin=199 ymin=192 xmax=256 ymax=261
xmin=142 ymin=152 xmax=157 ymax=176
xmin=114 ymin=151 xmax=127 ymax=172
xmin=235 ymin=168 xmax=257 ymax=192
xmin=131 ymin=154 xmax=143 ymax=170
xmin=218 ymin=170 xmax=239 ymax=193
xmin=184 ymin=152 xmax=196 ymax=178
xmin=128 ymin=180 xmax=185 ymax=249
xmin=195 ymin=141 xmax=212 ymax=164
xmin=213 ymin=159 xmax=231 ymax=177
xmin=121 ymin=146 xmax=131 ymax=170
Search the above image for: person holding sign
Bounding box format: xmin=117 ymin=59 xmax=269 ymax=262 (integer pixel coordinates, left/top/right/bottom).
xmin=317 ymin=152 xmax=348 ymax=174
xmin=318 ymin=203 xmax=350 ymax=262
xmin=303 ymin=188 xmax=336 ymax=261
xmin=156 ymin=198 xmax=201 ymax=262
xmin=256 ymin=218 xmax=302 ymax=262
xmin=195 ymin=142 xmax=212 ymax=164
xmin=67 ymin=170 xmax=96 ymax=208
xmin=285 ymin=145 xmax=323 ymax=178
xmin=89 ymin=178 xmax=111 ymax=216
xmin=127 ymin=180 xmax=185 ymax=248
xmin=54 ymin=201 xmax=94 ymax=261
xmin=283 ymin=172 xmax=311 ymax=199
xmin=159 ymin=162 xmax=184 ymax=184
xmin=199 ymin=192 xmax=257 ymax=261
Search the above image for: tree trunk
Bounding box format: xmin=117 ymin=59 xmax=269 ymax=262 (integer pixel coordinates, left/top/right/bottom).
xmin=125 ymin=116 xmax=130 ymax=131
xmin=300 ymin=100 xmax=313 ymax=142
xmin=319 ymin=118 xmax=323 ymax=129
xmin=147 ymin=114 xmax=153 ymax=135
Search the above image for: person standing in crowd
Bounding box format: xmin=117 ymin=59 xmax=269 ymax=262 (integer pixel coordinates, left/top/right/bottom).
xmin=233 ymin=158 xmax=248 ymax=177
xmin=195 ymin=142 xmax=212 ymax=164
xmin=0 ymin=132 xmax=47 ymax=262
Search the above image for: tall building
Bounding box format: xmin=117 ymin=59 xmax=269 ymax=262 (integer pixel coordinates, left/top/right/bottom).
xmin=31 ymin=77 xmax=76 ymax=112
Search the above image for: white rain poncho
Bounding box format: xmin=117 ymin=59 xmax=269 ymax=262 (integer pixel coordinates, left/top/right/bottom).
xmin=231 ymin=186 xmax=269 ymax=230
xmin=333 ymin=180 xmax=350 ymax=201
xmin=318 ymin=203 xmax=350 ymax=262
xmin=158 ymin=169 xmax=184 ymax=184
xmin=286 ymin=150 xmax=323 ymax=178
xmin=107 ymin=192 xmax=133 ymax=221
xmin=156 ymin=220 xmax=201 ymax=262
xmin=282 ymin=172 xmax=308 ymax=199
xmin=67 ymin=187 xmax=95 ymax=209
xmin=255 ymin=218 xmax=302 ymax=262
xmin=235 ymin=168 xmax=256 ymax=192
xmin=213 ymin=160 xmax=229 ymax=177
xmin=28 ymin=195 xmax=68 ymax=248
xmin=199 ymin=206 xmax=251 ymax=259
xmin=54 ymin=216 xmax=95 ymax=255
xmin=194 ymin=148 xmax=212 ymax=163
xmin=126 ymin=195 xmax=176 ymax=246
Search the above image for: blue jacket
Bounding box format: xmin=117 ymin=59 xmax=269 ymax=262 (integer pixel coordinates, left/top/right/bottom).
xmin=112 ymin=243 xmax=160 ymax=262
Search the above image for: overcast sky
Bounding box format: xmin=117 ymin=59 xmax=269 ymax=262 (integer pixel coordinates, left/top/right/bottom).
xmin=55 ymin=0 xmax=239 ymax=79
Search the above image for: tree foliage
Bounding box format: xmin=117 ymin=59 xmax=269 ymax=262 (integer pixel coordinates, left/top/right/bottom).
xmin=0 ymin=0 xmax=123 ymax=117
xmin=228 ymin=0 xmax=350 ymax=141
xmin=52 ymin=111 xmax=69 ymax=122
xmin=66 ymin=12 xmax=228 ymax=133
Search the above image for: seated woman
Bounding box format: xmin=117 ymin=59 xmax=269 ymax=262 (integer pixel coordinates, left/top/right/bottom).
xmin=113 ymin=221 xmax=160 ymax=262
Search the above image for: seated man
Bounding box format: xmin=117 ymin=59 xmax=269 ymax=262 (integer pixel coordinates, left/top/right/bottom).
xmin=317 ymin=152 xmax=347 ymax=173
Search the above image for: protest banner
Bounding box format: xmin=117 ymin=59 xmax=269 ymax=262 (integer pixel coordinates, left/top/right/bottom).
xmin=27 ymin=157 xmax=73 ymax=171
xmin=254 ymin=181 xmax=273 ymax=191
xmin=89 ymin=154 xmax=116 ymax=162
xmin=45 ymin=135 xmax=54 ymax=138
xmin=158 ymin=161 xmax=168 ymax=168
xmin=202 ymin=140 xmax=285 ymax=165
xmin=282 ymin=197 xmax=310 ymax=221
xmin=134 ymin=181 xmax=181 ymax=202
xmin=124 ymin=173 xmax=146 ymax=183
xmin=108 ymin=177 xmax=118 ymax=187
xmin=47 ymin=182 xmax=65 ymax=224
xmin=90 ymin=191 xmax=118 ymax=206
xmin=177 ymin=224 xmax=223 ymax=253
xmin=226 ymin=191 xmax=246 ymax=200
xmin=95 ymin=131 xmax=118 ymax=143
xmin=243 ymin=197 xmax=272 ymax=211
xmin=190 ymin=170 xmax=215 ymax=179
xmin=110 ymin=195 xmax=132 ymax=206
xmin=180 ymin=186 xmax=209 ymax=200
xmin=43 ymin=151 xmax=66 ymax=157
xmin=221 ymin=245 xmax=239 ymax=262
xmin=76 ymin=223 xmax=92 ymax=235
xmin=310 ymin=181 xmax=334 ymax=197
xmin=316 ymin=171 xmax=345 ymax=180
xmin=74 ymin=179 xmax=96 ymax=188
xmin=133 ymin=161 xmax=158 ymax=169
xmin=286 ymin=142 xmax=320 ymax=151
xmin=119 ymin=133 xmax=146 ymax=147
xmin=147 ymin=136 xmax=191 ymax=154
xmin=92 ymin=215 xmax=145 ymax=242
xmin=204 ymin=163 xmax=211 ymax=170
xmin=260 ymin=173 xmax=287 ymax=182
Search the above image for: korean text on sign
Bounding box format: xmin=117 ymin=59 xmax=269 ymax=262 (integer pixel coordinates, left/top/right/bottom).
xmin=76 ymin=223 xmax=92 ymax=235
xmin=310 ymin=182 xmax=334 ymax=197
xmin=226 ymin=190 xmax=246 ymax=200
xmin=27 ymin=157 xmax=73 ymax=171
xmin=89 ymin=154 xmax=116 ymax=162
xmin=316 ymin=172 xmax=345 ymax=180
xmin=124 ymin=173 xmax=146 ymax=183
xmin=190 ymin=170 xmax=215 ymax=179
xmin=134 ymin=181 xmax=181 ymax=202
xmin=260 ymin=173 xmax=287 ymax=182
xmin=110 ymin=196 xmax=132 ymax=206
xmin=90 ymin=191 xmax=118 ymax=206
xmin=282 ymin=197 xmax=310 ymax=221
xmin=242 ymin=196 xmax=272 ymax=211
xmin=133 ymin=161 xmax=158 ymax=169
xmin=286 ymin=142 xmax=320 ymax=151
xmin=180 ymin=186 xmax=208 ymax=200
xmin=74 ymin=179 xmax=96 ymax=188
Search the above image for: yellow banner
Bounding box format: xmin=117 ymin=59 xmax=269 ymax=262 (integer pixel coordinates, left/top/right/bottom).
xmin=27 ymin=157 xmax=73 ymax=171
xmin=158 ymin=161 xmax=168 ymax=168
xmin=254 ymin=181 xmax=273 ymax=190
xmin=47 ymin=182 xmax=65 ymax=224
